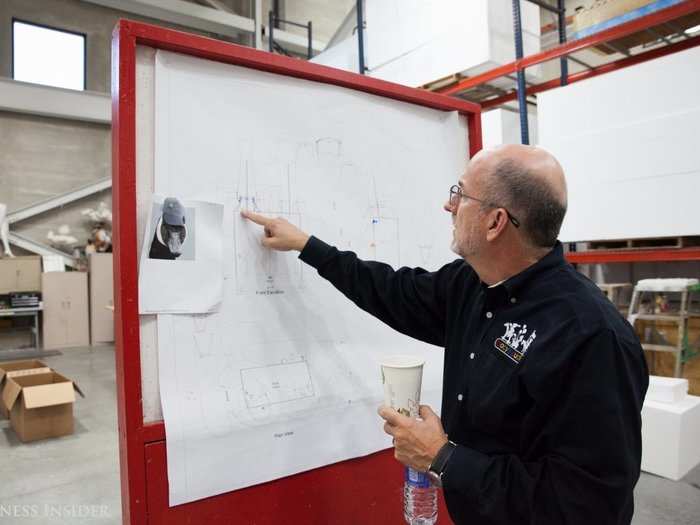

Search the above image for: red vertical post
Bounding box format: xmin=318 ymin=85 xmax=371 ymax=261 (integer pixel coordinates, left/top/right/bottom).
xmin=111 ymin=21 xmax=148 ymax=525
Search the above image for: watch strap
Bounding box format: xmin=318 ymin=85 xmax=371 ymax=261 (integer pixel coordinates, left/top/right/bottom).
xmin=428 ymin=440 xmax=457 ymax=478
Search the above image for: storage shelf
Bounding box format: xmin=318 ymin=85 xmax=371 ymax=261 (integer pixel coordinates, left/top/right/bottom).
xmin=436 ymin=0 xmax=700 ymax=104
xmin=434 ymin=1 xmax=700 ymax=266
xmin=566 ymin=248 xmax=700 ymax=264
xmin=633 ymin=314 xmax=689 ymax=322
xmin=642 ymin=344 xmax=680 ymax=353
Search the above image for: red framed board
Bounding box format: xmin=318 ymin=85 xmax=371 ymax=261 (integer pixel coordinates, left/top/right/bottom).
xmin=112 ymin=19 xmax=482 ymax=525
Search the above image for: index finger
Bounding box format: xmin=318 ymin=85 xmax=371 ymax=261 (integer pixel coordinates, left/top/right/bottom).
xmin=377 ymin=406 xmax=410 ymax=426
xmin=240 ymin=209 xmax=272 ymax=226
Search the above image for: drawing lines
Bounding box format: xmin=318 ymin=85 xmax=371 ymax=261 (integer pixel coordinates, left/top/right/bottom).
xmin=240 ymin=359 xmax=315 ymax=409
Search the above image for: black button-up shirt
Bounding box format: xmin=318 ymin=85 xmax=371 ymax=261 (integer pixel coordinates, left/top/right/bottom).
xmin=300 ymin=237 xmax=648 ymax=525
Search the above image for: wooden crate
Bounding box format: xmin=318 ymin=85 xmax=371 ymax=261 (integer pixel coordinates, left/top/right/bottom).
xmin=587 ymin=236 xmax=700 ymax=251
xmin=635 ymin=318 xmax=700 ymax=395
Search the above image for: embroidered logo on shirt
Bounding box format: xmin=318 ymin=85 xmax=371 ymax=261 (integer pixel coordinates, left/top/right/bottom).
xmin=494 ymin=322 xmax=536 ymax=364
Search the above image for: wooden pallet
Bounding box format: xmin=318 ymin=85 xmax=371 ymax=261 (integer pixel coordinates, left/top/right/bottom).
xmin=585 ymin=236 xmax=700 ymax=251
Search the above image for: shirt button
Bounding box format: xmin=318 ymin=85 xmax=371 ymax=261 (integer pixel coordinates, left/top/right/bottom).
xmin=457 ymin=394 xmax=463 ymax=401
xmin=469 ymin=352 xmax=475 ymax=359
xmin=510 ymin=297 xmax=517 ymax=303
xmin=486 ymin=311 xmax=493 ymax=319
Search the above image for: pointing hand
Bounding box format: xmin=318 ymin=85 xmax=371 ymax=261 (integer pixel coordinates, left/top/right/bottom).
xmin=240 ymin=210 xmax=310 ymax=252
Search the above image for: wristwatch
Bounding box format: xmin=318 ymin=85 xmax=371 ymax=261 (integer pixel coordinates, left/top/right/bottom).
xmin=427 ymin=440 xmax=457 ymax=487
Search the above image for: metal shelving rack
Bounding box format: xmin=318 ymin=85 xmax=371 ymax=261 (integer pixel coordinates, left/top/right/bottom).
xmin=434 ymin=0 xmax=700 ymax=265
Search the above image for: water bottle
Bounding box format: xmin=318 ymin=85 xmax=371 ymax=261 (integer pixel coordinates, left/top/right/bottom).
xmin=404 ymin=466 xmax=438 ymax=525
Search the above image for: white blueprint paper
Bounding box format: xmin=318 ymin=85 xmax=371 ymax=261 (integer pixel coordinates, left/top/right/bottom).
xmin=153 ymin=50 xmax=468 ymax=506
xmin=138 ymin=195 xmax=224 ymax=314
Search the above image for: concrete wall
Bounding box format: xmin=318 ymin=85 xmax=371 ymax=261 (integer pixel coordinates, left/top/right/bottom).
xmin=0 ymin=0 xmax=249 ymax=252
xmin=0 ymin=113 xmax=110 ymax=211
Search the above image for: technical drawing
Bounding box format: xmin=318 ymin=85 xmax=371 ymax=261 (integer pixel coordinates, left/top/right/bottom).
xmin=192 ymin=313 xmax=216 ymax=357
xmin=362 ymin=176 xmax=401 ymax=267
xmin=240 ymin=360 xmax=315 ymax=409
xmin=232 ymin=159 xmax=305 ymax=295
xmin=315 ymin=137 xmax=342 ymax=157
xmin=153 ymin=48 xmax=462 ymax=505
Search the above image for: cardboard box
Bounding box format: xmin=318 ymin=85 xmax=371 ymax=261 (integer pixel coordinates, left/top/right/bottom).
xmin=41 ymin=272 xmax=90 ymax=350
xmin=572 ymin=0 xmax=655 ymax=33
xmin=572 ymin=0 xmax=700 ymax=55
xmin=0 ymin=256 xmax=42 ymax=294
xmin=0 ymin=359 xmax=50 ymax=418
xmin=1 ymin=371 xmax=83 ymax=443
xmin=641 ymin=395 xmax=700 ymax=481
xmin=88 ymin=253 xmax=114 ymax=345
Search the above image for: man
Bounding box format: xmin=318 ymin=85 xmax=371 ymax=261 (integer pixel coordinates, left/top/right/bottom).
xmin=241 ymin=144 xmax=648 ymax=524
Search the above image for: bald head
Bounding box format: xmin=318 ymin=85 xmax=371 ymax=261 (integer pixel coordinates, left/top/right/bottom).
xmin=472 ymin=144 xmax=567 ymax=203
xmin=467 ymin=144 xmax=568 ymax=248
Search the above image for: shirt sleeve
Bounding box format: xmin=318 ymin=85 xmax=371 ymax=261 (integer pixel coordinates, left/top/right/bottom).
xmin=441 ymin=328 xmax=648 ymax=524
xmin=299 ymin=236 xmax=457 ymax=347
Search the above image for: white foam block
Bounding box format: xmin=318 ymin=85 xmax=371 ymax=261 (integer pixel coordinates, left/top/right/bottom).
xmin=641 ymin=395 xmax=700 ymax=481
xmin=646 ymin=376 xmax=689 ymax=405
xmin=312 ymin=0 xmax=541 ymax=87
xmin=538 ymin=45 xmax=700 ymax=241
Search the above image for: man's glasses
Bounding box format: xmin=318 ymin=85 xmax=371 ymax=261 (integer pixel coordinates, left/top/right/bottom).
xmin=449 ymin=185 xmax=520 ymax=228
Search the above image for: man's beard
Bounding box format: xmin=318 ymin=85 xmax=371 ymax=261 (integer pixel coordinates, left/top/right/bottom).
xmin=451 ymin=221 xmax=482 ymax=259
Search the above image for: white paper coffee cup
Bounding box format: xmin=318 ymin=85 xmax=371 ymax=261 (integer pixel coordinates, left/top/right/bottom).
xmin=380 ymin=355 xmax=425 ymax=418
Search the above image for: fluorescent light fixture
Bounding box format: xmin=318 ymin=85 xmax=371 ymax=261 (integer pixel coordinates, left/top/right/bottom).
xmin=13 ymin=20 xmax=85 ymax=91
xmin=685 ymin=24 xmax=700 ymax=35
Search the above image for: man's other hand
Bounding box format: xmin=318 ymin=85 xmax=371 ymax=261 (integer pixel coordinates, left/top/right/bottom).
xmin=378 ymin=405 xmax=448 ymax=472
xmin=240 ymin=210 xmax=310 ymax=252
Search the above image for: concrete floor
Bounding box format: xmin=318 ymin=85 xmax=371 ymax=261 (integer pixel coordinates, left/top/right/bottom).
xmin=0 ymin=345 xmax=699 ymax=524
xmin=0 ymin=346 xmax=121 ymax=524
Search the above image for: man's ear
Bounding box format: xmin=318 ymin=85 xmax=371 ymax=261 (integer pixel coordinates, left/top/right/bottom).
xmin=485 ymin=209 xmax=508 ymax=241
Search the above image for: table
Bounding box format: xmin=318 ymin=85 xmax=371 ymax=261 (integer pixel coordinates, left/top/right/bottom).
xmin=0 ymin=304 xmax=43 ymax=351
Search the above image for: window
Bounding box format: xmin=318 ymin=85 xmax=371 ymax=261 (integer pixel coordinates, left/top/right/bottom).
xmin=12 ymin=20 xmax=86 ymax=91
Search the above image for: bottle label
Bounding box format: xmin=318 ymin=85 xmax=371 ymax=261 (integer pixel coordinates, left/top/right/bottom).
xmin=405 ymin=467 xmax=431 ymax=488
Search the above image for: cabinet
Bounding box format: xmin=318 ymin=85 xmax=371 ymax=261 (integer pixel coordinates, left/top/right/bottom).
xmin=41 ymin=273 xmax=89 ymax=350
xmin=88 ymin=254 xmax=114 ymax=345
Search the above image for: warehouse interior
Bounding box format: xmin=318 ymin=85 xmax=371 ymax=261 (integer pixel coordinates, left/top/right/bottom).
xmin=1 ymin=1 xmax=700 ymax=524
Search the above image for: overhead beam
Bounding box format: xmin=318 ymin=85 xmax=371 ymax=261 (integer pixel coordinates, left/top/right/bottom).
xmin=8 ymin=232 xmax=78 ymax=268
xmin=80 ymin=0 xmax=254 ymax=37
xmin=8 ymin=178 xmax=112 ymax=225
xmin=566 ymin=247 xmax=700 ymax=264
xmin=196 ymin=0 xmax=233 ymax=13
xmin=0 ymin=78 xmax=110 ymax=124
xmin=480 ymin=34 xmax=700 ymax=109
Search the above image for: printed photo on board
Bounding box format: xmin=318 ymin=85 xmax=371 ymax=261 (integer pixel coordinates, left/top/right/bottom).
xmin=148 ymin=197 xmax=196 ymax=260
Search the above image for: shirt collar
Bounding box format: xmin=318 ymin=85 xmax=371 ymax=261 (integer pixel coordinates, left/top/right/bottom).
xmin=482 ymin=242 xmax=566 ymax=301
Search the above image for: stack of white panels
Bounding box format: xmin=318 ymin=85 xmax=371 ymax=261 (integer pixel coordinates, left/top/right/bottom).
xmin=538 ymin=45 xmax=700 ymax=242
